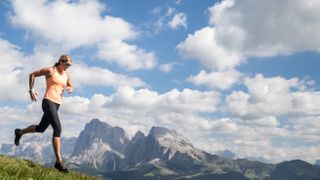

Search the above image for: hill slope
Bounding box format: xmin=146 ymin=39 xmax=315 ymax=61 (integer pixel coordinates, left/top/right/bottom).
xmin=0 ymin=155 xmax=100 ymax=180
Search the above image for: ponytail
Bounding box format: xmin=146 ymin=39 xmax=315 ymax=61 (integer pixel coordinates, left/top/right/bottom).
xmin=54 ymin=62 xmax=60 ymax=67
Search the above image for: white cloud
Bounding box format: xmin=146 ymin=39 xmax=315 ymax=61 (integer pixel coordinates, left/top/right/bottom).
xmin=149 ymin=7 xmax=187 ymax=34
xmin=1 ymin=83 xmax=319 ymax=163
xmin=53 ymin=87 xmax=221 ymax=138
xmin=245 ymin=74 xmax=300 ymax=103
xmin=186 ymin=69 xmax=242 ymax=90
xmin=106 ymin=86 xmax=221 ymax=113
xmin=175 ymin=0 xmax=182 ymax=5
xmin=166 ymin=7 xmax=175 ymax=17
xmin=190 ymin=116 xmax=319 ymax=163
xmin=10 ymin=0 xmax=156 ymax=70
xmin=177 ymin=27 xmax=243 ymax=70
xmin=0 ymin=104 xmax=43 ymax=144
xmin=159 ymin=63 xmax=174 ymax=73
xmin=71 ymin=63 xmax=148 ymax=88
xmin=58 ymin=86 xmax=221 ymax=125
xmin=151 ymin=6 xmax=162 ymax=15
xmin=209 ymin=0 xmax=320 ymax=57
xmin=169 ymin=13 xmax=187 ymax=29
xmin=224 ymin=74 xmax=320 ymax=119
xmin=288 ymin=116 xmax=320 ymax=142
xmin=0 ymin=38 xmax=30 ymax=101
xmin=177 ymin=0 xmax=320 ymax=70
xmin=96 ymin=40 xmax=157 ymax=71
xmin=249 ymin=116 xmax=279 ymax=127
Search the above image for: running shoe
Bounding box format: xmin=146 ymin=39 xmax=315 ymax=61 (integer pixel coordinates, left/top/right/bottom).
xmin=54 ymin=161 xmax=69 ymax=173
xmin=14 ymin=129 xmax=22 ymax=146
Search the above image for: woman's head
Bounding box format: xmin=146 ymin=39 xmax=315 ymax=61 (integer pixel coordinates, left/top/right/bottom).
xmin=54 ymin=54 xmax=72 ymax=68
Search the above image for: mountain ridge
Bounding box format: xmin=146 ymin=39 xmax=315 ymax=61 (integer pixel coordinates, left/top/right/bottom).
xmin=1 ymin=118 xmax=320 ymax=180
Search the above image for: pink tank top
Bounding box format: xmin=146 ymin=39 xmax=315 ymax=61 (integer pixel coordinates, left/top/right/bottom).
xmin=44 ymin=67 xmax=68 ymax=104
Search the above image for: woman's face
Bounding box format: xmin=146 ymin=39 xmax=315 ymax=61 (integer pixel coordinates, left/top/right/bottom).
xmin=59 ymin=60 xmax=72 ymax=70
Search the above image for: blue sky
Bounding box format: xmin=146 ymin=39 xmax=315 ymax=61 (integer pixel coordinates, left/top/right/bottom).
xmin=0 ymin=0 xmax=319 ymax=164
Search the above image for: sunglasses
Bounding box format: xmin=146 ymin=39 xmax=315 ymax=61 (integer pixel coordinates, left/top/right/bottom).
xmin=61 ymin=60 xmax=72 ymax=67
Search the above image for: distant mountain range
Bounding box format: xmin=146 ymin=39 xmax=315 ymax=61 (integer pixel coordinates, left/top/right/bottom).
xmin=0 ymin=134 xmax=76 ymax=165
xmin=1 ymin=119 xmax=320 ymax=180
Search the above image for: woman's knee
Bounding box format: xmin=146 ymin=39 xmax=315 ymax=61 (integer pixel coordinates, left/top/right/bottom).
xmin=35 ymin=125 xmax=46 ymax=133
xmin=53 ymin=128 xmax=61 ymax=137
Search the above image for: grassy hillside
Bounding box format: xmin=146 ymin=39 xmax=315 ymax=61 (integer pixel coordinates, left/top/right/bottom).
xmin=0 ymin=155 xmax=100 ymax=180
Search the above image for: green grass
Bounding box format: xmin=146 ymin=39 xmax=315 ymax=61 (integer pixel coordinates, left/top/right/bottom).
xmin=0 ymin=155 xmax=100 ymax=180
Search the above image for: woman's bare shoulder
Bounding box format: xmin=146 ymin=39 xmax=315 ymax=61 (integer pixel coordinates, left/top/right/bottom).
xmin=31 ymin=66 xmax=54 ymax=77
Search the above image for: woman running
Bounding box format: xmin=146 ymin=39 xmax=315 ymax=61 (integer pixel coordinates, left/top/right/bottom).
xmin=14 ymin=54 xmax=73 ymax=173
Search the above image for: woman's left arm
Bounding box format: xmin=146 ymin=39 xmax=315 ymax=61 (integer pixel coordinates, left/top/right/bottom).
xmin=66 ymin=73 xmax=73 ymax=93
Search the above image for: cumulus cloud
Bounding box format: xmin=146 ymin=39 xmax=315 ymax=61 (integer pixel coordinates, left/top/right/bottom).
xmin=57 ymin=87 xmax=221 ymax=138
xmin=224 ymin=74 xmax=320 ymax=119
xmin=159 ymin=63 xmax=174 ymax=73
xmin=169 ymin=12 xmax=187 ymax=29
xmin=175 ymin=0 xmax=182 ymax=5
xmin=288 ymin=116 xmax=320 ymax=142
xmin=96 ymin=40 xmax=156 ymax=71
xmin=0 ymin=104 xmax=43 ymax=144
xmin=186 ymin=69 xmax=242 ymax=90
xmin=177 ymin=27 xmax=243 ymax=70
xmin=177 ymin=0 xmax=320 ymax=70
xmin=10 ymin=0 xmax=156 ymax=70
xmin=149 ymin=7 xmax=188 ymax=34
xmin=190 ymin=115 xmax=319 ymax=163
xmin=105 ymin=86 xmax=221 ymax=113
xmin=249 ymin=116 xmax=279 ymax=127
xmin=1 ymin=83 xmax=319 ymax=163
xmin=70 ymin=64 xmax=148 ymax=89
xmin=209 ymin=0 xmax=320 ymax=56
xmin=0 ymin=38 xmax=31 ymax=101
xmin=61 ymin=86 xmax=220 ymax=126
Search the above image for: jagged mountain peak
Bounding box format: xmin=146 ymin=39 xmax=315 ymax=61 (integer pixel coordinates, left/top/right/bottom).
xmin=85 ymin=118 xmax=111 ymax=131
xmin=122 ymin=125 xmax=204 ymax=167
xmin=83 ymin=119 xmax=128 ymax=140
xmin=134 ymin=130 xmax=145 ymax=137
xmin=149 ymin=126 xmax=178 ymax=138
xmin=72 ymin=119 xmax=129 ymax=156
xmin=131 ymin=131 xmax=145 ymax=142
xmin=148 ymin=126 xmax=194 ymax=150
xmin=215 ymin=149 xmax=236 ymax=160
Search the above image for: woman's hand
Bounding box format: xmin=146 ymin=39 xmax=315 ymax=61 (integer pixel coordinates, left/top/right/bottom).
xmin=66 ymin=86 xmax=73 ymax=94
xmin=29 ymin=90 xmax=38 ymax=102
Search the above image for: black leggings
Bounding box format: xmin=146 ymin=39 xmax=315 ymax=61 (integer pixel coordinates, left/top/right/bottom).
xmin=35 ymin=99 xmax=61 ymax=137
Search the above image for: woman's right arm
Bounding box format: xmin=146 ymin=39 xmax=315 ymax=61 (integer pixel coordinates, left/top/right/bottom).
xmin=29 ymin=67 xmax=52 ymax=101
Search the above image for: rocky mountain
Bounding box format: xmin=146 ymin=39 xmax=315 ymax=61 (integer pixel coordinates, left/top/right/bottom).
xmin=72 ymin=119 xmax=129 ymax=156
xmin=68 ymin=119 xmax=129 ymax=174
xmin=2 ymin=119 xmax=320 ymax=180
xmin=122 ymin=130 xmax=146 ymax=167
xmin=75 ymin=120 xmax=320 ymax=180
xmin=215 ymin=149 xmax=236 ymax=160
xmin=122 ymin=126 xmax=207 ymax=169
xmin=265 ymin=160 xmax=320 ymax=180
xmin=316 ymin=160 xmax=320 ymax=166
xmin=214 ymin=149 xmax=273 ymax=164
xmin=0 ymin=134 xmax=76 ymax=164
